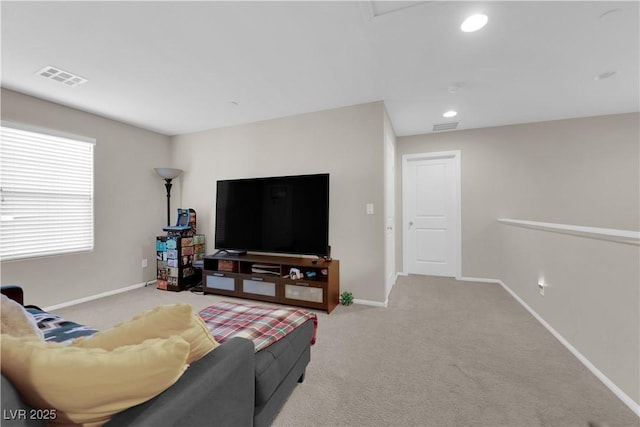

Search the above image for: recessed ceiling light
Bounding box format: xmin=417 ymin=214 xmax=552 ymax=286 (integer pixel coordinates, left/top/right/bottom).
xmin=594 ymin=71 xmax=616 ymax=80
xmin=443 ymin=110 xmax=458 ymax=118
xmin=461 ymin=14 xmax=488 ymax=32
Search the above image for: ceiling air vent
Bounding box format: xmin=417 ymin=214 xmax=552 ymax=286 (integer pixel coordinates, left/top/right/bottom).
xmin=36 ymin=66 xmax=87 ymax=87
xmin=432 ymin=122 xmax=459 ymax=132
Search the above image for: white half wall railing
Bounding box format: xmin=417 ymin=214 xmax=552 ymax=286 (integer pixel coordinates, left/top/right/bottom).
xmin=496 ymin=217 xmax=640 ymax=416
xmin=497 ymin=218 xmax=640 ymax=246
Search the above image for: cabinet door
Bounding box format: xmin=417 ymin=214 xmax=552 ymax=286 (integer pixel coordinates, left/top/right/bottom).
xmin=282 ymin=279 xmax=326 ymax=310
xmin=240 ymin=274 xmax=279 ymax=303
xmin=203 ymin=271 xmax=238 ymax=296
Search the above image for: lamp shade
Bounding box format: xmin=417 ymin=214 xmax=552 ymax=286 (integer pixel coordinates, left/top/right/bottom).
xmin=154 ymin=168 xmax=183 ymax=180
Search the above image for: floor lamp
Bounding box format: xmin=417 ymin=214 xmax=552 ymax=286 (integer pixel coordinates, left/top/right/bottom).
xmin=154 ymin=168 xmax=183 ymax=226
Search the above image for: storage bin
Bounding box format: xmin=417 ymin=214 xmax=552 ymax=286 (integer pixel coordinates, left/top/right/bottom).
xmin=219 ymin=260 xmax=238 ymax=272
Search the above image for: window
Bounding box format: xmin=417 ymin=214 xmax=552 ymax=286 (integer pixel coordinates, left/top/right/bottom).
xmin=0 ymin=123 xmax=95 ymax=261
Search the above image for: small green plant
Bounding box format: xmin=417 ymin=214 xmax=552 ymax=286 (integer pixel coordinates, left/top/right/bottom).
xmin=340 ymin=291 xmax=354 ymax=306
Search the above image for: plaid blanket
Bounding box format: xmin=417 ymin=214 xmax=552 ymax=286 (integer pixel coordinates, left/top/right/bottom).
xmin=199 ymin=302 xmax=317 ymax=352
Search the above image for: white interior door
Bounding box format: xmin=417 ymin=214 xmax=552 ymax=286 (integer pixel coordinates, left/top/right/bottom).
xmin=403 ymin=151 xmax=460 ymax=277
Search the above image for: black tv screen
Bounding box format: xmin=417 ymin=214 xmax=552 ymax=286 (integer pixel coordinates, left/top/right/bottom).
xmin=215 ymin=173 xmax=330 ymax=256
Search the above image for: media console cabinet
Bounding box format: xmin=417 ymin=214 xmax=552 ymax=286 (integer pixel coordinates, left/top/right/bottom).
xmin=202 ymin=253 xmax=340 ymax=314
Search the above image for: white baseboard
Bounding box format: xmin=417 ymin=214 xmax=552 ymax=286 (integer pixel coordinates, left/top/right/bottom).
xmin=43 ymin=281 xmax=152 ymax=312
xmin=352 ymin=273 xmax=405 ymax=308
xmin=460 ymin=276 xmax=640 ymax=417
xmin=353 ymin=298 xmax=387 ymax=308
xmin=457 ymin=276 xmax=502 ymax=284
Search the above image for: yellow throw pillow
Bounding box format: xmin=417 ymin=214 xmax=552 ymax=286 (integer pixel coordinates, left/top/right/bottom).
xmin=72 ymin=302 xmax=218 ymax=364
xmin=0 ymin=334 xmax=189 ymax=427
xmin=0 ymin=294 xmax=44 ymax=339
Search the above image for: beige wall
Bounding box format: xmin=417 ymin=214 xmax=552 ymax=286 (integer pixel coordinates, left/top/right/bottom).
xmin=0 ymin=89 xmax=172 ymax=307
xmin=0 ymin=94 xmax=390 ymax=305
xmin=171 ymin=102 xmax=387 ymax=303
xmin=397 ymin=113 xmax=640 ymax=405
xmin=3 ymin=88 xmax=636 ymax=404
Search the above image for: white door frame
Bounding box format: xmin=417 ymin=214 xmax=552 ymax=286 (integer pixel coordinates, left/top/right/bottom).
xmin=384 ymin=133 xmax=396 ymax=301
xmin=402 ymin=150 xmax=461 ymax=278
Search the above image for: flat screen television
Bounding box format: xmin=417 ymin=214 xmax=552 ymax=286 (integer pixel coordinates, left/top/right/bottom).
xmin=214 ymin=173 xmax=330 ymax=257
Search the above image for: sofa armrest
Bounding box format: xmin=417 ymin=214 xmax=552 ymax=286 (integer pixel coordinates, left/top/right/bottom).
xmin=1 ymin=285 xmax=24 ymax=306
xmin=106 ymin=337 xmax=255 ymax=427
xmin=1 ymin=375 xmax=45 ymax=427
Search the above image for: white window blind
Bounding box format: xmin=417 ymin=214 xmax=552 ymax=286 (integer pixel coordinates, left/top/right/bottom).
xmin=0 ymin=123 xmax=95 ymax=261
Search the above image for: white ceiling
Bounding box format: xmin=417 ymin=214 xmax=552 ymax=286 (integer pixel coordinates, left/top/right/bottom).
xmin=1 ymin=1 xmax=638 ymax=137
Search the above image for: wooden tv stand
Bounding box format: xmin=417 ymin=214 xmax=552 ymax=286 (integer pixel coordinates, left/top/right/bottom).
xmin=202 ymin=253 xmax=340 ymax=314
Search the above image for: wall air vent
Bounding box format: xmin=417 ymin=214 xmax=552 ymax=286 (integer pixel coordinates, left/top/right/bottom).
xmin=432 ymin=122 xmax=459 ymax=132
xmin=36 ymin=66 xmax=87 ymax=87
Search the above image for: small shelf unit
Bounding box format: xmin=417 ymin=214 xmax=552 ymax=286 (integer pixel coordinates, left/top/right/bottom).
xmin=203 ymin=253 xmax=340 ymax=314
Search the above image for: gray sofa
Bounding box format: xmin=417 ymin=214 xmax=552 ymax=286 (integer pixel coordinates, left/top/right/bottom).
xmin=0 ymin=286 xmax=313 ymax=427
xmin=1 ymin=337 xmax=255 ymax=427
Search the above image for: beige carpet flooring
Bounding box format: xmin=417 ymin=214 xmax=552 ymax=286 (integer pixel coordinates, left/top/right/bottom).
xmin=53 ymin=275 xmax=639 ymax=427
